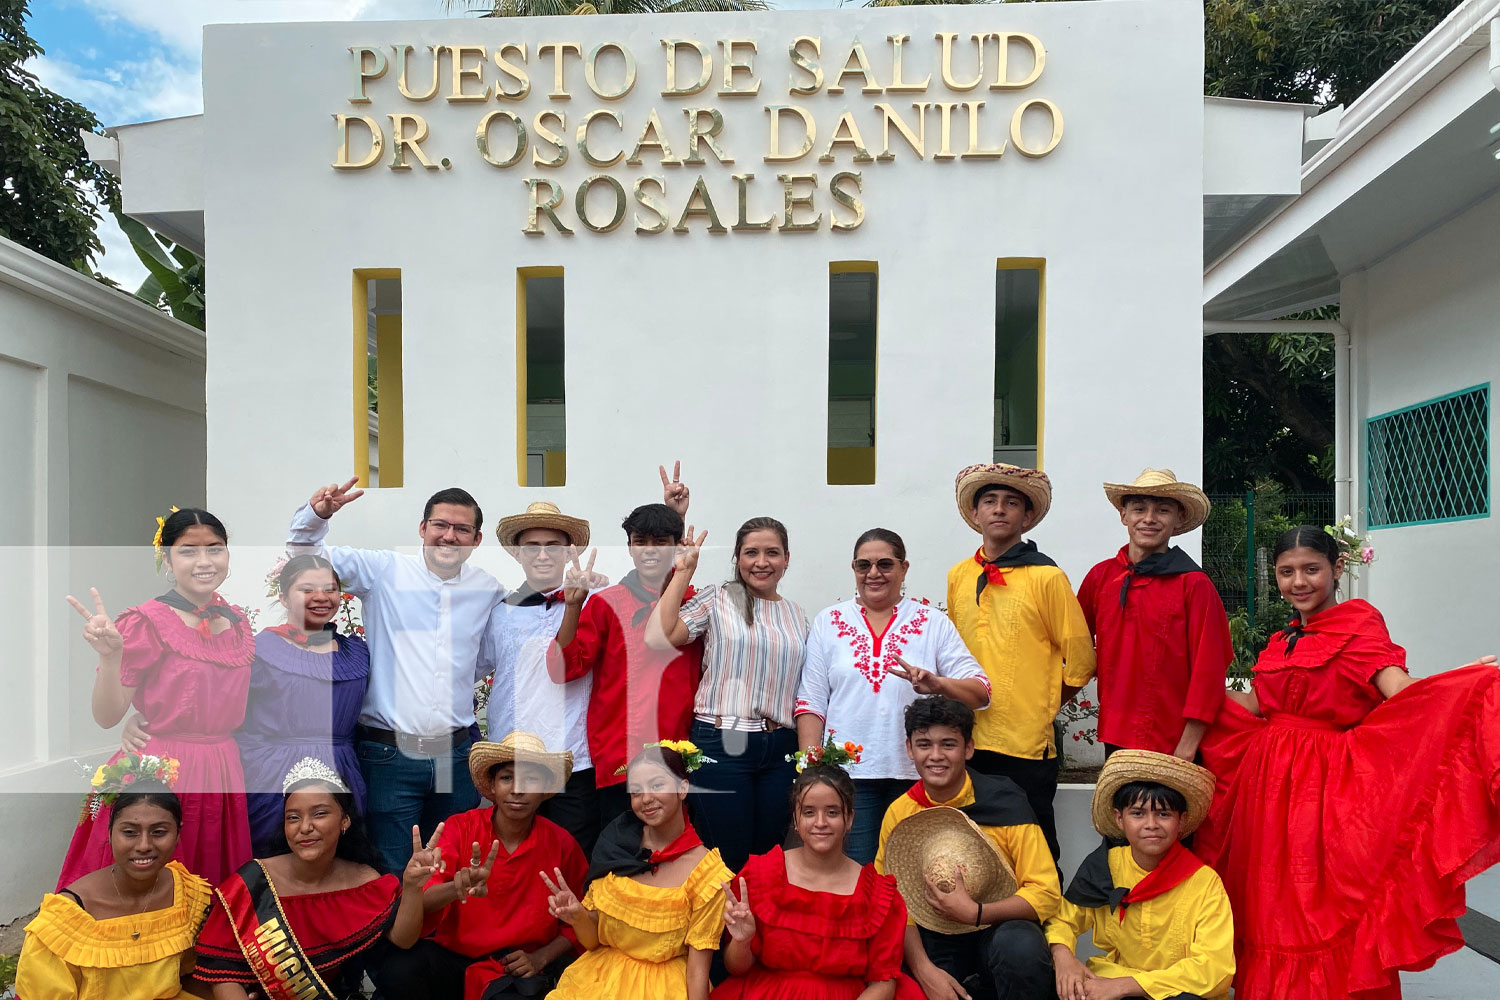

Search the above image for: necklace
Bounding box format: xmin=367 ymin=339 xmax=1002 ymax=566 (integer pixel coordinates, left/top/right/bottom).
xmin=111 ymin=865 xmax=164 ymax=940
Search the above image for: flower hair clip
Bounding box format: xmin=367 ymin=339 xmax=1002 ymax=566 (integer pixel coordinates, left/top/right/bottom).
xmin=614 ymin=739 xmax=717 ymax=775
xmin=81 ymin=752 xmax=181 ymax=821
xmin=786 ymin=730 xmax=863 ymax=773
xmin=152 ymin=505 xmax=181 ymax=571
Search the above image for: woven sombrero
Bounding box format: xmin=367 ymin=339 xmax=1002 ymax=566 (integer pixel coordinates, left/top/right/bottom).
xmin=1091 ymin=750 xmax=1215 ymax=839
xmin=495 ymin=501 xmax=590 ymax=549
xmin=884 ymin=807 xmax=1019 ymax=934
xmin=954 ymin=463 xmax=1053 ymax=532
xmin=467 ymin=731 xmax=574 ymax=796
xmin=1102 ymin=469 xmax=1211 ymax=535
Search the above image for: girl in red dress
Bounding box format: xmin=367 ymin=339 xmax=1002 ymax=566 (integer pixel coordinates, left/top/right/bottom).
xmin=1197 ymin=525 xmax=1500 ymax=1000
xmin=712 ymin=762 xmax=923 ymax=1000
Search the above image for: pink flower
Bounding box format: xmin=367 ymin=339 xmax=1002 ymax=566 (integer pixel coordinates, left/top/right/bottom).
xmin=1361 ymin=546 xmax=1375 ymax=564
xmin=121 ymin=774 xmax=136 ymax=784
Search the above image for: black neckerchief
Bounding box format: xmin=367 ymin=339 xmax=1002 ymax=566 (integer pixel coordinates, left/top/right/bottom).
xmin=1281 ymin=615 xmax=1308 ymax=655
xmin=975 ymin=541 xmax=1058 ymax=603
xmin=587 ymin=810 xmax=702 ymax=882
xmin=910 ymin=769 xmax=1037 ymax=827
xmin=1064 ymin=842 xmax=1129 ymax=911
xmin=506 ymin=585 xmax=563 ymax=609
xmin=620 ymin=570 xmax=668 ymax=627
xmin=156 ymin=590 xmax=242 ymax=625
xmin=1118 ymin=546 xmax=1202 ymax=608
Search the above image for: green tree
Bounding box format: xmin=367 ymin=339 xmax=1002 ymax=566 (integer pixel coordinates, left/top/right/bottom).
xmin=0 ymin=0 xmax=117 ymax=270
xmin=114 ymin=210 xmax=205 ymax=330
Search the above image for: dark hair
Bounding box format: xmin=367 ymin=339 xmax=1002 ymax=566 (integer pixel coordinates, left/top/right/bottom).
xmin=160 ymin=508 xmax=228 ymax=548
xmin=625 ymin=746 xmax=690 ymax=783
xmin=726 ymin=517 xmax=790 ymax=625
xmin=904 ymin=695 xmax=975 ymax=741
xmin=1272 ymin=525 xmax=1342 ymax=568
xmin=853 ymin=528 xmax=906 ymax=562
xmin=110 ymin=785 xmax=182 ymax=830
xmin=270 ymin=786 xmax=382 ymax=870
xmin=973 ymin=484 xmax=1032 ymax=512
xmin=1111 ymin=780 xmax=1188 ymax=815
xmin=621 ymin=503 xmax=684 ymax=542
xmin=789 ymin=763 xmax=855 ymax=817
xmin=1119 ymin=494 xmax=1183 ymax=513
xmin=278 ymin=554 xmax=341 ymax=597
xmin=424 ymin=488 xmax=483 ymax=532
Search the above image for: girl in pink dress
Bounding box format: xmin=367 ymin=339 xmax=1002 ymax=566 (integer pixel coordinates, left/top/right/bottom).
xmin=58 ymin=507 xmax=256 ymax=888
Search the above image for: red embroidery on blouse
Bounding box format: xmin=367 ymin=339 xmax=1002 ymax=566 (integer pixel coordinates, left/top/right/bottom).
xmin=831 ymin=603 xmax=930 ymax=693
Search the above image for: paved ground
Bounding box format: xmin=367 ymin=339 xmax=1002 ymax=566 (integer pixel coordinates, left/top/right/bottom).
xmin=1400 ymin=947 xmax=1500 ymax=998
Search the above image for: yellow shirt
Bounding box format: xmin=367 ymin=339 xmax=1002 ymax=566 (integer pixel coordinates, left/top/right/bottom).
xmin=1044 ymin=846 xmax=1235 ymax=1000
xmin=874 ymin=773 xmax=1060 ymax=924
xmin=947 ymin=559 xmax=1096 ymax=759
xmin=15 ymin=861 xmax=212 ymax=1000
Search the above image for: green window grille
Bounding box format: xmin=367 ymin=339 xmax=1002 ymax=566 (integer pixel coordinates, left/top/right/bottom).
xmin=1366 ymin=384 xmax=1490 ymax=528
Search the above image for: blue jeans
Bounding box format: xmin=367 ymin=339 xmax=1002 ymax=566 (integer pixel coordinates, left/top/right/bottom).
xmin=849 ymin=778 xmax=910 ymax=865
xmin=357 ymin=738 xmax=478 ymax=875
xmin=917 ymin=920 xmax=1052 ymax=1000
xmin=687 ymin=721 xmax=797 ymax=873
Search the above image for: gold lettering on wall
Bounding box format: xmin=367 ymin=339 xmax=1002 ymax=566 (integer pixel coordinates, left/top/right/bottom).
xmin=627 ymin=110 xmax=683 ymax=166
xmin=394 ymin=45 xmax=441 ymax=102
xmin=788 ymin=37 xmax=822 ymax=96
xmin=764 ymin=105 xmax=815 ymax=162
xmin=874 ymin=103 xmax=925 ymax=160
xmin=477 ymin=110 xmax=526 ymax=168
xmin=673 ymin=176 xmax=727 ymax=233
xmin=525 ymin=178 xmax=573 ymax=234
xmin=447 ymin=45 xmax=490 ymax=102
xmin=577 ymin=109 xmax=624 ymax=167
xmin=633 ymin=176 xmax=670 ymax=234
xmin=718 ymin=40 xmax=760 ymax=97
xmin=333 ymin=114 xmax=384 ymax=169
xmin=830 ymin=170 xmax=865 ymax=230
xmin=538 ymin=42 xmax=582 ymax=99
xmin=493 ymin=43 xmax=531 ymax=100
xmin=348 ymin=46 xmax=387 ymax=103
xmin=777 ymin=173 xmax=822 ymax=231
xmin=819 ymin=111 xmax=874 ymax=163
xmin=961 ymin=101 xmax=1006 ymax=158
xmin=990 ymin=32 xmax=1046 ymax=89
xmin=532 ymin=110 xmax=568 ymax=167
xmin=886 ymin=35 xmax=931 ymax=93
xmin=732 ymin=173 xmax=775 ymax=231
xmin=661 ymin=40 xmax=713 ymax=97
xmin=585 ymin=42 xmax=637 ymax=100
xmin=828 ymin=41 xmax=883 ymax=95
xmin=1010 ymin=98 xmax=1063 ymax=156
xmin=683 ymin=108 xmax=733 ymax=165
xmin=388 ymin=113 xmax=438 ymax=169
xmin=935 ymin=33 xmax=984 ymax=92
xmin=577 ymin=174 xmax=628 ymax=233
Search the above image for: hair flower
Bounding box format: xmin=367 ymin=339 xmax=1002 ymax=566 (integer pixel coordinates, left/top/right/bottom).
xmin=786 ymin=732 xmax=864 ymax=773
xmin=615 ymin=740 xmax=717 ymax=775
xmin=80 ymin=751 xmax=182 ymax=822
xmin=151 ymin=505 xmax=181 ymax=571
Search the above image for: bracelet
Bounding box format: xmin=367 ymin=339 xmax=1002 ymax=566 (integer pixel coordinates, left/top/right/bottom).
xmin=975 ymin=901 xmax=983 ymax=927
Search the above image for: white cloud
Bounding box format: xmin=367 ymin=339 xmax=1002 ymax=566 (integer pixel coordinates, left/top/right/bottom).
xmin=94 ymin=209 xmax=151 ymax=290
xmin=29 ymin=51 xmax=203 ymax=124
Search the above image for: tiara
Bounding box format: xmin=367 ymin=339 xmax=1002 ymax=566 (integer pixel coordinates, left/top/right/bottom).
xmin=282 ymin=757 xmax=350 ymax=794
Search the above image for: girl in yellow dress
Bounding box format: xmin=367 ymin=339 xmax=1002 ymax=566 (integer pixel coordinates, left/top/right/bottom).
xmin=541 ymin=743 xmax=731 ymax=1000
xmin=17 ymin=774 xmax=213 ymax=1000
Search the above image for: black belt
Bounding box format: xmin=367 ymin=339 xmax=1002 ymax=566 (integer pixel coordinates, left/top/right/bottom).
xmin=356 ymin=724 xmax=469 ymax=756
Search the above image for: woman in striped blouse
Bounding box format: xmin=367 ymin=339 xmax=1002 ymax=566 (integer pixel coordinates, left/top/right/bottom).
xmin=651 ymin=517 xmax=810 ymax=872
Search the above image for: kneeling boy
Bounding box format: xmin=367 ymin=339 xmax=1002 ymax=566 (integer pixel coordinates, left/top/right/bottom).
xmin=377 ymin=732 xmax=588 ymax=1000
xmin=1046 ymin=750 xmax=1234 ymax=1000
xmin=876 ymin=696 xmax=1060 ymax=1000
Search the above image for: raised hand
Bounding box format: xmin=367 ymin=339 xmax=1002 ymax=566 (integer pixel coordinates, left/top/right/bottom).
xmin=540 ymin=867 xmax=584 ymax=925
xmin=659 ymin=461 xmax=690 ymax=516
xmin=403 ymin=823 xmax=446 ymax=890
xmin=721 ymin=877 xmax=756 ymax=943
xmin=67 ymin=588 xmax=123 ymax=658
xmin=451 ymin=840 xmax=500 ymax=902
xmin=674 ymin=527 xmax=709 ymax=576
xmin=120 ymin=713 xmax=151 ymax=753
xmin=309 ymin=477 xmax=365 ymax=519
xmin=563 ymin=548 xmax=608 ymax=607
xmin=890 ymin=655 xmax=943 ymax=695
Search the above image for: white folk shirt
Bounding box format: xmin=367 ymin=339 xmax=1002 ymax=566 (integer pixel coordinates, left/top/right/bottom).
xmin=795 ymin=597 xmax=990 ymax=780
xmin=287 ymin=503 xmax=505 ymax=736
xmin=479 ymin=590 xmax=593 ymax=771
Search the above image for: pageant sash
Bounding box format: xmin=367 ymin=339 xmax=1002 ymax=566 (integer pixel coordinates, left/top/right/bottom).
xmin=216 ymin=861 xmax=339 ymax=1000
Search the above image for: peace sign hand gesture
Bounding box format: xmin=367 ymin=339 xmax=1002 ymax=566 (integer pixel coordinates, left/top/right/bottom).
xmin=889 ymin=655 xmax=943 ymax=695
xmin=721 ymin=877 xmax=756 ymax=943
xmin=309 ymin=477 xmax=365 ymax=519
xmin=674 ymin=527 xmax=709 ymax=577
xmin=452 ymin=840 xmax=501 ymax=902
xmin=403 ymin=823 xmax=446 ymax=891
xmin=563 ymin=548 xmax=609 ymax=607
xmin=67 ymin=588 xmax=123 ymax=658
xmin=540 ymin=868 xmax=584 ymax=925
xmin=659 ymin=461 xmax=690 ymax=516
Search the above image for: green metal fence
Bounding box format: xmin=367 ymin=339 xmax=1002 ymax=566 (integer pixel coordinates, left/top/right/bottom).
xmin=1203 ymin=488 xmax=1335 ymax=633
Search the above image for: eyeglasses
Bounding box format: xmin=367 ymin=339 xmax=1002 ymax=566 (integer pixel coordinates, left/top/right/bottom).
xmin=853 ymin=558 xmax=900 ymax=574
xmin=518 ymin=542 xmax=566 ymax=557
xmin=425 ymin=519 xmax=478 ymax=540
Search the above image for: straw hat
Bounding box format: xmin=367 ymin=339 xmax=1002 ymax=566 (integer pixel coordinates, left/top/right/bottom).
xmin=884 ymin=807 xmax=1019 ymax=934
xmin=495 ymin=501 xmax=590 ymax=549
xmin=954 ymin=463 xmax=1053 ymax=532
xmin=1102 ymin=469 xmax=1211 ymax=535
xmin=1091 ymin=750 xmax=1216 ymax=839
xmin=467 ymin=731 xmax=574 ymax=796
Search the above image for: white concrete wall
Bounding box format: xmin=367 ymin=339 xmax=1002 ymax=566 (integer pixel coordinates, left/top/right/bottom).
xmin=200 ymin=3 xmax=1207 ymax=622
xmin=0 ymin=236 xmax=205 ymax=917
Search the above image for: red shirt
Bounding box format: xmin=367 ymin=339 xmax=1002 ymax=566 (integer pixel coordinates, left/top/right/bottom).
xmin=422 ymin=809 xmax=587 ymax=958
xmin=552 ymin=581 xmax=703 ymax=786
xmin=1077 ymin=547 xmax=1233 ymax=752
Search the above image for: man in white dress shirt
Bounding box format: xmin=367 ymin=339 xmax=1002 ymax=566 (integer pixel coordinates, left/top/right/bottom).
xmin=288 ymin=477 xmax=504 ymax=874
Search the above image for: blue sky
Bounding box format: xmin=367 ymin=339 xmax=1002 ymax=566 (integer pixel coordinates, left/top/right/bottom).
xmin=25 ymin=0 xmax=842 ymax=285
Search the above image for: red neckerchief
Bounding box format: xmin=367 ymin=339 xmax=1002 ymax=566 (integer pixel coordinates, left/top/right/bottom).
xmin=973 ymin=548 xmax=1007 ymax=589
xmin=1117 ymin=840 xmax=1205 ymax=921
xmin=156 ymin=590 xmax=241 ymax=640
xmin=906 ymin=779 xmax=958 ymax=809
xmin=648 ymin=822 xmax=703 ymax=868
xmin=265 ymin=623 xmax=335 ymax=648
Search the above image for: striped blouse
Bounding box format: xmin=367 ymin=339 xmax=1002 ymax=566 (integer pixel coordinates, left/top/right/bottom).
xmin=680 ymin=584 xmax=810 ymax=728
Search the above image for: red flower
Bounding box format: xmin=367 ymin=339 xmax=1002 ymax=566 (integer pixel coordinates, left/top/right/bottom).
xmin=1079 ymin=700 xmax=1092 ymax=709
xmin=122 ymin=773 xmax=136 ymax=784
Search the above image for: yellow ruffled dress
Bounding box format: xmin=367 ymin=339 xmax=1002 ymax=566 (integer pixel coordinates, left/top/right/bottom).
xmin=547 ymin=850 xmax=732 ymax=1000
xmin=15 ymin=860 xmax=212 ymax=1000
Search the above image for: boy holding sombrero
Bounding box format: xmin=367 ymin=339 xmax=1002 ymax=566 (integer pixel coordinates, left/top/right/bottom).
xmin=1075 ymin=470 xmax=1232 ymax=760
xmin=1045 ymin=750 xmax=1234 ymax=1000
xmin=876 ymin=696 xmax=1059 ymax=1000
xmin=947 ymin=463 xmax=1095 ymax=859
xmin=377 ymin=731 xmax=587 ymax=1000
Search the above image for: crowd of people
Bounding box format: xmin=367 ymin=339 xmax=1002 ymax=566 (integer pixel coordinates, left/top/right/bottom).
xmin=15 ymin=460 xmax=1500 ymax=1000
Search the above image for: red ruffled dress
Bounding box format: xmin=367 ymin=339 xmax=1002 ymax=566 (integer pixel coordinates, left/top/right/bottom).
xmin=710 ymin=847 xmax=924 ymax=1000
xmin=1197 ymin=599 xmax=1500 ymax=1000
xmin=57 ymin=597 xmax=256 ymax=889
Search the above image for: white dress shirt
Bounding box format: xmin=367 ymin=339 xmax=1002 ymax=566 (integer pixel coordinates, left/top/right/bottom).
xmin=287 ymin=503 xmax=505 ymax=736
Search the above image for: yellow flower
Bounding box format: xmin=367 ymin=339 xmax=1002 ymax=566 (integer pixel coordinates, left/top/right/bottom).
xmin=676 ymin=740 xmax=699 ymax=755
xmin=91 ymin=765 xmax=107 ymax=787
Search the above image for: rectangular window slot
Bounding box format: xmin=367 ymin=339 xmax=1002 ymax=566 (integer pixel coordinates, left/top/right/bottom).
xmin=1366 ymin=384 xmax=1489 ymax=528
xmin=352 ymin=269 xmax=402 ymax=488
xmin=828 ymin=262 xmax=878 ymax=485
xmin=995 ymin=259 xmax=1044 ymax=469
xmin=518 ymin=268 xmax=565 ymax=487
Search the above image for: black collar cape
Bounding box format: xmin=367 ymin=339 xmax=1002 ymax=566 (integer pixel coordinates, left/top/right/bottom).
xmin=587 ymin=810 xmax=701 ymax=883
xmin=910 ymin=769 xmax=1037 ymax=828
xmin=1064 ymin=842 xmax=1131 ymax=911
xmin=974 ymin=541 xmax=1058 ymax=603
xmin=1117 ymin=546 xmax=1203 ymax=607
